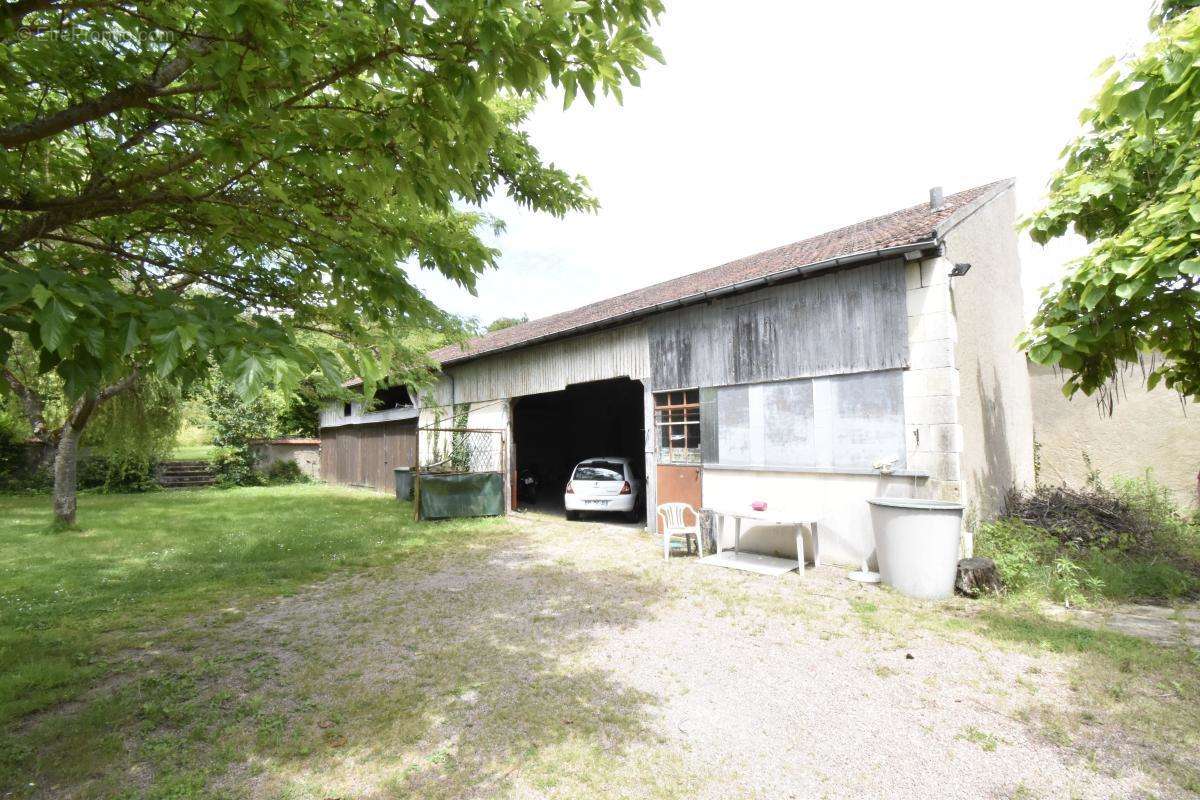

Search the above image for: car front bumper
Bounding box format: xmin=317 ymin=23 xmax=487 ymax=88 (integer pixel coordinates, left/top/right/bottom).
xmin=564 ymin=493 xmax=638 ymax=513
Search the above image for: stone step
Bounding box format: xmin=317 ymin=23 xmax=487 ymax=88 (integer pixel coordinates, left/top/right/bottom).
xmin=157 ymin=460 xmax=216 ymax=489
xmin=160 ymin=479 xmax=217 ymax=489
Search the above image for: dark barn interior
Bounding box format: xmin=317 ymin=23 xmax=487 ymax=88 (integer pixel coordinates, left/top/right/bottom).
xmin=512 ymin=377 xmax=645 ymax=516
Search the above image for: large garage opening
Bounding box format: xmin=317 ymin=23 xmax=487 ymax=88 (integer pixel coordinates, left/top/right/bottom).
xmin=512 ymin=377 xmax=646 ymax=521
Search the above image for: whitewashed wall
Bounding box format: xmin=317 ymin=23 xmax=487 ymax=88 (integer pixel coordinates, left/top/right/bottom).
xmin=703 ymin=468 xmax=926 ymax=567
xmin=250 ymin=440 xmax=321 ymax=480
xmin=943 ymin=188 xmax=1036 ymax=530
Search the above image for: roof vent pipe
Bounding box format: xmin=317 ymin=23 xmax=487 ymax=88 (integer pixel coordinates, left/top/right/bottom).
xmin=929 ymin=186 xmax=944 ymax=210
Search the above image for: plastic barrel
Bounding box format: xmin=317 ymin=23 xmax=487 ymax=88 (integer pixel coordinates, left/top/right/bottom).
xmin=393 ymin=467 xmax=413 ymax=501
xmin=868 ymin=497 xmax=964 ymax=600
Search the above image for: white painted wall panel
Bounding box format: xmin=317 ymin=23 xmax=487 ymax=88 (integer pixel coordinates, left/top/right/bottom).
xmin=703 ymin=469 xmax=925 ymax=567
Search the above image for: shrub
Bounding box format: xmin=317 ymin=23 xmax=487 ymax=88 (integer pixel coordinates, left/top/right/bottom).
xmin=264 ymin=459 xmax=306 ymax=485
xmin=1111 ymin=472 xmax=1200 ymax=568
xmin=0 ymin=433 xmax=51 ymax=494
xmin=975 ymin=519 xmax=1058 ymax=594
xmin=211 ymin=447 xmax=265 ymax=488
xmin=979 ymin=471 xmax=1200 ymax=605
xmin=200 ymin=379 xmax=282 ymax=487
xmin=76 ymin=455 xmax=159 ymax=494
xmin=0 ymin=424 xmax=28 ymax=490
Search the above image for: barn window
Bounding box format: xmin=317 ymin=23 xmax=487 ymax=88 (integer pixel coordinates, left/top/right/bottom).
xmin=343 ymin=402 xmax=353 ymax=417
xmin=653 ymin=389 xmax=701 ymax=464
xmin=373 ymin=384 xmax=413 ymax=411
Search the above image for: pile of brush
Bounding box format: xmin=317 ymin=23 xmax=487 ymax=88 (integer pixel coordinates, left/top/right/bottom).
xmin=1004 ymin=483 xmax=1157 ymax=552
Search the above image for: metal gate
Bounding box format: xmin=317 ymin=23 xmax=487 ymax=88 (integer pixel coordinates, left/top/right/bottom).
xmin=414 ymin=426 xmax=506 ymax=520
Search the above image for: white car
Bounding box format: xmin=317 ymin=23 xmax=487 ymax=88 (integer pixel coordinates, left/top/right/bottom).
xmin=564 ymin=457 xmax=642 ymax=521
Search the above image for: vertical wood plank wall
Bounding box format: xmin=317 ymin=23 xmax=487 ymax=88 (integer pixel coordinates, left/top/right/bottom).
xmin=647 ymin=259 xmax=910 ymax=391
xmin=319 ymin=421 xmax=417 ymax=493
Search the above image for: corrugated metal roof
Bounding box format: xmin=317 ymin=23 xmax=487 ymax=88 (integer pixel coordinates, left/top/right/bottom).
xmin=429 ymin=180 xmax=1012 ymax=368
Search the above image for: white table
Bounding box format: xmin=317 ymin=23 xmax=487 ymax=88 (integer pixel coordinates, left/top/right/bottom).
xmin=701 ymin=508 xmax=820 ymax=577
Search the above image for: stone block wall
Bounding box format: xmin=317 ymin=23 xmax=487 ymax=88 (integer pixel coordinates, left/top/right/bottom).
xmin=904 ymin=255 xmax=964 ymax=504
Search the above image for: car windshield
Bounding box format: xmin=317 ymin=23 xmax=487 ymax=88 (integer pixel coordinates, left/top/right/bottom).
xmin=573 ymin=462 xmax=625 ymax=481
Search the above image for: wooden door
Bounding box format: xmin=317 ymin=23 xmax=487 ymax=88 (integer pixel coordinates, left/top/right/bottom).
xmin=656 ymin=464 xmax=702 ymax=511
xmin=319 ymin=421 xmax=416 ymax=492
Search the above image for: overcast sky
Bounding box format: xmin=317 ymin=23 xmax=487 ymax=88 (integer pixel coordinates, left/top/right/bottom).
xmin=408 ymin=1 xmax=1152 ymax=327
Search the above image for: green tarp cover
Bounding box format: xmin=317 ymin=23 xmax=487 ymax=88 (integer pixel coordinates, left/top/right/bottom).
xmin=418 ymin=471 xmax=504 ymax=520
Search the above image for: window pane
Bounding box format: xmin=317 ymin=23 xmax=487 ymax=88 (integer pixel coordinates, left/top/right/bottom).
xmin=654 ymin=389 xmax=701 ymax=463
xmin=763 ymin=380 xmax=816 ymax=467
xmin=830 ymin=370 xmax=906 ymax=468
xmin=716 ymin=385 xmax=751 ymax=465
xmin=573 ymin=462 xmax=625 ymax=481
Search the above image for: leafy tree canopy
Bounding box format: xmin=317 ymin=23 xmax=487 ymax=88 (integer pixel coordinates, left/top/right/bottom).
xmin=1022 ymin=3 xmax=1200 ymax=399
xmin=486 ymin=314 xmax=529 ymax=332
xmin=0 ymin=0 xmax=663 ymax=404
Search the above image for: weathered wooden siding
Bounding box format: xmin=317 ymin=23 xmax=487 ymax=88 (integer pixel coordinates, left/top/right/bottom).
xmin=432 ymin=322 xmax=649 ymax=405
xmin=319 ymin=421 xmax=417 ymax=493
xmin=647 ymin=259 xmax=909 ymax=391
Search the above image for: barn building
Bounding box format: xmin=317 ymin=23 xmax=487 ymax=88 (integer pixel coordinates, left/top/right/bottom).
xmin=329 ymin=180 xmax=1035 ymax=566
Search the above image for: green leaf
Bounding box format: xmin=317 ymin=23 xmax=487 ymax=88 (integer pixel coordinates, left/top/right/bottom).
xmin=1117 ymin=84 xmax=1149 ymax=120
xmin=1114 ymin=280 xmax=1143 ymax=300
xmin=1080 ymin=282 xmax=1107 ymax=311
xmin=1029 ymin=343 xmax=1056 ymax=364
xmin=30 ymin=284 xmax=52 ymax=309
xmin=122 ymin=319 xmax=141 ymax=356
xmin=1180 ymin=259 xmax=1200 ymax=276
xmin=37 ymin=299 xmax=76 ymax=352
xmin=1091 ymin=55 xmax=1116 ymax=78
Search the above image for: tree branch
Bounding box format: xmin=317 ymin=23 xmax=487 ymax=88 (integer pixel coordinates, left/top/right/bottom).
xmin=282 ymin=44 xmax=407 ymax=107
xmin=0 ymin=38 xmax=211 ymax=148
xmin=67 ymin=366 xmax=139 ymax=433
xmin=42 ymin=233 xmax=173 ymax=268
xmin=1 ymin=364 xmax=50 ymax=441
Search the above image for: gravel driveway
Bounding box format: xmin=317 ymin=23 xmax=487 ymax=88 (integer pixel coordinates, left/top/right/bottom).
xmin=206 ymin=512 xmax=1194 ymax=800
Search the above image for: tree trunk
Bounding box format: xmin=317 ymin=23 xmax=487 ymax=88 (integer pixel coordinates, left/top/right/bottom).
xmin=52 ymin=423 xmax=82 ymax=527
xmin=3 ymin=367 xmax=137 ymax=527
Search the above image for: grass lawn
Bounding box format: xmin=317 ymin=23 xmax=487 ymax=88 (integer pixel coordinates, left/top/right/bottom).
xmin=167 ymin=445 xmax=217 ymax=461
xmin=2 ymin=489 xmax=1197 ymax=799
xmin=0 ymin=486 xmax=506 ymax=798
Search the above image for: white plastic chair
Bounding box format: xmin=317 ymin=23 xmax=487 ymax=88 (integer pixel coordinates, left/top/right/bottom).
xmin=657 ymin=503 xmax=704 ymax=560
